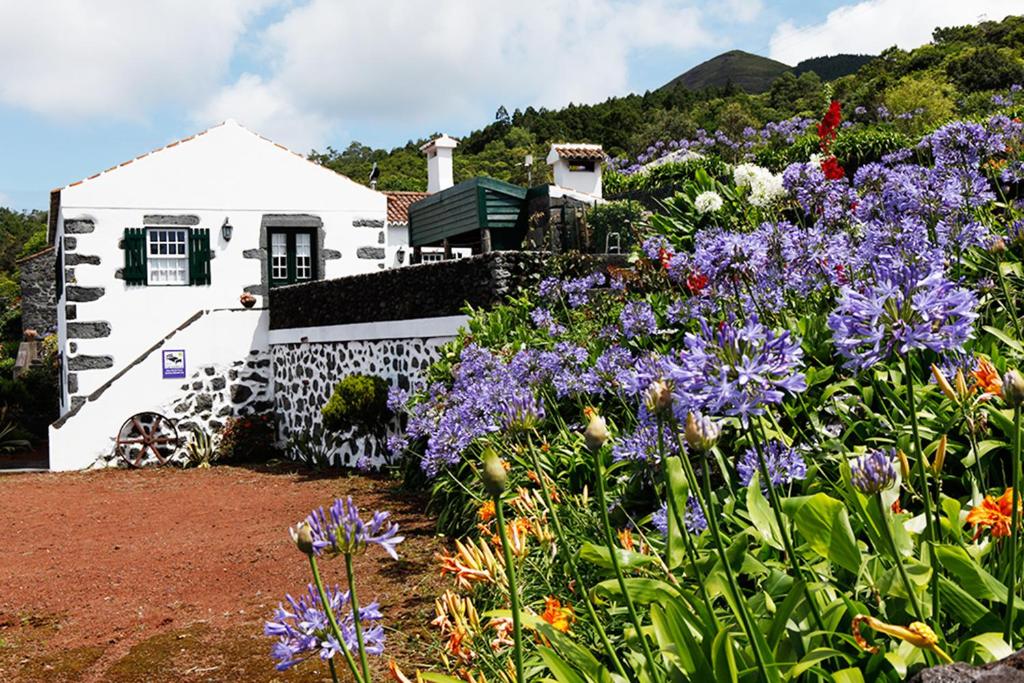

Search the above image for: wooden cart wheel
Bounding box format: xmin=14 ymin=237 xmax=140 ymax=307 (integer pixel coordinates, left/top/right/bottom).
xmin=115 ymin=412 xmax=180 ymax=468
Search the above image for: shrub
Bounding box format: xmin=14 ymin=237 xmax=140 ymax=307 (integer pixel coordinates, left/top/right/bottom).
xmin=183 ymin=427 xmax=217 ymax=468
xmin=216 ymin=413 xmax=277 ymax=462
xmin=585 ymin=200 xmax=645 ymax=254
xmin=321 ymin=374 xmax=391 ymax=436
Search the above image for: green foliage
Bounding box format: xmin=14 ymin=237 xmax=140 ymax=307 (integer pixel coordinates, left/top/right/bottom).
xmin=584 ymin=200 xmax=646 ymax=253
xmin=183 ymin=428 xmax=217 ymax=468
xmin=883 ymin=74 xmax=957 ymax=133
xmin=946 ymin=46 xmax=1024 ymax=93
xmin=287 ymin=427 xmax=335 ymax=471
xmin=0 ymin=335 xmax=58 ymax=440
xmin=321 ymin=374 xmax=391 ymax=436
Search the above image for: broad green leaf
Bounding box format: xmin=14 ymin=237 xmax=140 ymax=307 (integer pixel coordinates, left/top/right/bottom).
xmin=711 ymin=629 xmax=739 ymax=683
xmin=537 ymin=645 xmax=587 ymax=683
xmin=783 ymin=493 xmax=862 ymax=574
xmin=787 ymin=648 xmax=850 ymax=679
xmin=592 ymin=577 xmax=679 ymax=606
xmin=665 ymin=457 xmax=689 ymax=569
xmin=747 ymin=472 xmax=783 ymax=549
xmin=933 ymin=544 xmax=1009 ymax=603
xmin=955 ymin=632 xmax=1013 ymax=663
xmin=833 ymin=667 xmax=866 ymax=683
xmin=939 ymin=576 xmax=1001 ymax=630
xmin=578 ymin=542 xmax=657 ymax=571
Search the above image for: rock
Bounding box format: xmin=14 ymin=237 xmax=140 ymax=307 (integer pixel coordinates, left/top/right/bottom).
xmin=231 ymin=384 xmax=253 ymax=404
xmin=194 ymin=393 xmax=213 ymax=412
xmin=210 ymin=377 xmax=226 ymax=390
xmin=909 ymin=650 xmax=1024 ymax=682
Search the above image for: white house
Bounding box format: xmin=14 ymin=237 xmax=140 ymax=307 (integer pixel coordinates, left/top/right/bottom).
xmin=47 ymin=120 xmax=391 ymax=470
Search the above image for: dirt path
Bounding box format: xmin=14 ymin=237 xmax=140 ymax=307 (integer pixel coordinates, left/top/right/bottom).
xmin=0 ymin=465 xmax=444 ymax=682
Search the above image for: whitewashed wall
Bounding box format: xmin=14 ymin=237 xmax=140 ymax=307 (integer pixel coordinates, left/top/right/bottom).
xmin=53 ymin=120 xmax=390 ymax=413
xmin=48 ymin=308 xmax=269 ymax=471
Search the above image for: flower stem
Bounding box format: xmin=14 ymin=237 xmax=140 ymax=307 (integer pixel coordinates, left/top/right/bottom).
xmin=904 ymin=353 xmax=940 ymax=621
xmin=593 ymin=445 xmax=661 ymax=679
xmin=526 ymin=444 xmax=633 ymax=683
xmin=344 ymin=553 xmax=372 ymax=683
xmin=328 ymin=658 xmax=340 ymax=683
xmin=308 ymin=555 xmax=365 ymax=683
xmin=749 ymin=427 xmax=825 ymax=633
xmin=493 ymin=492 xmax=526 ymax=683
xmin=1005 ymin=405 xmax=1021 ymax=646
xmin=697 ymin=456 xmax=769 ymax=676
xmin=875 ymin=495 xmax=925 ymax=622
xmin=997 ymin=261 xmax=1024 ymax=341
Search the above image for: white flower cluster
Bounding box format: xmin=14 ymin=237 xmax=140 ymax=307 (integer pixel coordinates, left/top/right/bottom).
xmin=732 ymin=163 xmax=786 ymax=208
xmin=694 ymin=190 xmax=723 ymax=214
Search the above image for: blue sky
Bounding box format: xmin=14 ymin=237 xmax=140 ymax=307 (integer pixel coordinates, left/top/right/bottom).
xmin=0 ymin=0 xmax=1016 ymax=211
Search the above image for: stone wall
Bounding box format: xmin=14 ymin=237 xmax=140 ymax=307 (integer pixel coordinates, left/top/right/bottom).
xmin=272 ymin=336 xmax=451 ymax=468
xmin=18 ymin=247 xmax=57 ymax=335
xmin=90 ymin=350 xmax=274 ymax=468
xmin=269 ymin=251 xmax=629 ymax=330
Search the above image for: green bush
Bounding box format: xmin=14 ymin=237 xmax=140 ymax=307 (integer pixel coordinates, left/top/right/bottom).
xmin=321 ymin=374 xmax=391 ymax=436
xmin=585 ymin=200 xmax=645 ymax=253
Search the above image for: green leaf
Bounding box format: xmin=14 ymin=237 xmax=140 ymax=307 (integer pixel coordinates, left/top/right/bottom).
xmin=787 ymin=648 xmax=851 ymax=680
xmin=578 ymin=543 xmax=657 ymax=571
xmin=711 ymin=629 xmax=739 ymax=683
xmin=782 ymin=493 xmax=862 ymax=574
xmin=832 ymin=667 xmax=866 ymax=683
xmin=665 ymin=457 xmax=689 ymax=569
xmin=746 ymin=472 xmax=783 ymax=549
xmin=939 ymin=576 xmax=1001 ymax=631
xmin=983 ymin=325 xmax=1024 ymax=353
xmin=933 ymin=544 xmax=1009 ymax=603
xmin=537 ymin=645 xmax=587 ymax=683
xmin=954 ymin=632 xmax=1013 ymax=664
xmin=592 ymin=578 xmax=679 ymax=606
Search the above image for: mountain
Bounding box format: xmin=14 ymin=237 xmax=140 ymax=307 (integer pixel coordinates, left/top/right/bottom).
xmin=793 ymin=54 xmax=875 ymax=81
xmin=660 ymin=50 xmax=791 ymax=93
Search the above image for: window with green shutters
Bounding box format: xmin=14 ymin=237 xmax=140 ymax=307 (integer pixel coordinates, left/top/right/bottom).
xmin=268 ymin=228 xmax=317 ymax=287
xmin=122 ymin=227 xmax=211 ymax=286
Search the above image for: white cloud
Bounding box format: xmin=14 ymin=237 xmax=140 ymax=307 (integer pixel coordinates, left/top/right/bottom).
xmin=769 ymin=0 xmax=1021 ymax=66
xmin=0 ymin=0 xmax=272 ymax=120
xmin=191 ymin=0 xmax=717 ymax=149
xmin=191 ymin=73 xmax=335 ymax=153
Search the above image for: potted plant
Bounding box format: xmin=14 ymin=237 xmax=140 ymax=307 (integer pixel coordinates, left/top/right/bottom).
xmin=239 ymin=292 xmax=257 ymax=309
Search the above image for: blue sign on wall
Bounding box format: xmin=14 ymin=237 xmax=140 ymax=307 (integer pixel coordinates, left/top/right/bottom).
xmin=162 ymin=349 xmax=186 ymax=379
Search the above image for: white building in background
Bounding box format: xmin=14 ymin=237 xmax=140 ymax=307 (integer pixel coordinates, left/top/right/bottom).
xmin=546 ymin=143 xmax=604 ymax=198
xmin=47 ymin=120 xmax=391 ymax=470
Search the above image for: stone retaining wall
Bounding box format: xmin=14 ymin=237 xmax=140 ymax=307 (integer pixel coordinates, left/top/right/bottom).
xmin=18 ymin=247 xmax=57 ymax=335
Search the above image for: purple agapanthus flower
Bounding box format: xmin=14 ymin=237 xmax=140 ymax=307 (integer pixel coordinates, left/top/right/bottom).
xmin=619 ymin=301 xmax=657 ymax=339
xmin=736 ymin=440 xmax=807 ymax=488
xmin=850 ymin=449 xmax=898 ymax=495
xmin=665 ymin=317 xmax=807 ymax=424
xmin=611 ymin=411 xmax=679 ymax=463
xmin=265 ymin=583 xmax=384 ymax=671
xmin=828 ymin=261 xmax=978 ymax=371
xmin=530 ymin=307 xmax=565 ymax=335
xmin=652 ymin=495 xmax=707 ymax=537
xmin=300 ymin=497 xmax=404 ymax=559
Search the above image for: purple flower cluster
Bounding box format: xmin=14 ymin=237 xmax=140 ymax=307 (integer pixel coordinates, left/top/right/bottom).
xmin=619 ymin=301 xmax=657 ymax=339
xmin=736 ymin=440 xmax=807 ymax=488
xmin=652 ymin=495 xmax=707 ymax=537
xmin=538 ymin=272 xmax=606 ymax=308
xmin=665 ymin=318 xmax=807 ymax=424
xmin=300 ymin=497 xmax=404 ymax=559
xmin=829 ymin=261 xmax=978 ymax=371
xmin=265 ymin=583 xmax=384 ymax=671
xmin=850 ymin=449 xmax=898 ymax=495
xmin=611 ymin=412 xmax=679 ymax=463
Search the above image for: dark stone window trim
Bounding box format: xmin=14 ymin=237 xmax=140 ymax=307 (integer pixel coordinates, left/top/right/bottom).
xmin=143 ymin=215 xmax=200 ymax=225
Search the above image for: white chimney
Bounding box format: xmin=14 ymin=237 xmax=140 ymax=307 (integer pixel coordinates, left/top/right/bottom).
xmin=420 ymin=134 xmax=459 ymax=193
xmin=547 ymin=143 xmax=604 ymax=198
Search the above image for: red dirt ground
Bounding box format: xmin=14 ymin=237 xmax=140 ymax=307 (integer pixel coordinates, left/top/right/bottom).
xmin=0 ymin=464 xmax=446 ymax=682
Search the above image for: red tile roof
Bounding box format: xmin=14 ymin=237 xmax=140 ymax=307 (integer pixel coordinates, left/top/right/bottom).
xmin=385 ymin=191 xmax=430 ymax=224
xmin=551 ymin=144 xmax=605 ymax=161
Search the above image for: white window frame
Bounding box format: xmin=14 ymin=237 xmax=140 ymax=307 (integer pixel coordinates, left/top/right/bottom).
xmin=145 ymin=227 xmax=190 ymax=286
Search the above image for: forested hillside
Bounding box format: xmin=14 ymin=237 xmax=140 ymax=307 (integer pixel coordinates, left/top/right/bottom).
xmin=313 ymin=14 xmax=1024 ymax=192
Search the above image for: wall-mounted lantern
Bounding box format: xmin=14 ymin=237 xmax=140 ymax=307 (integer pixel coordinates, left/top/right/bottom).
xmin=221 ymin=217 xmax=233 ymax=242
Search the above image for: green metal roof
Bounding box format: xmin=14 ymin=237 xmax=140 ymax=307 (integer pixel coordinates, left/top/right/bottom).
xmin=408 ymin=177 xmax=528 ymax=248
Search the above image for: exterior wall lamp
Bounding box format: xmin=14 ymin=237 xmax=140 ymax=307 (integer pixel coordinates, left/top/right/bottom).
xmin=221 ymin=218 xmax=233 ymax=241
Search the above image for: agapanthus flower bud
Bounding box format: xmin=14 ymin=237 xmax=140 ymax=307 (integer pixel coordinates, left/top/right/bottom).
xmin=480 ymin=447 xmax=508 ymax=496
xmin=290 ymin=522 xmax=316 ymax=556
xmin=851 ymin=449 xmax=898 ymax=495
xmin=583 ymin=409 xmax=609 ymax=453
xmin=684 ymin=413 xmax=719 ymax=453
xmin=643 ymin=379 xmax=673 ymax=415
xmin=990 ymin=237 xmax=1007 ymax=254
xmin=1003 ymin=369 xmax=1024 ymax=408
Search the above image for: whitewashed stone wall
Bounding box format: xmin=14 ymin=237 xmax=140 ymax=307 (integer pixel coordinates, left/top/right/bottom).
xmin=272 ymin=336 xmax=451 ymax=468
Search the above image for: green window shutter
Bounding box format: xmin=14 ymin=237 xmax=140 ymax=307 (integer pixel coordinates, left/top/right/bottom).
xmin=188 ymin=228 xmax=211 ymax=286
xmin=123 ymin=228 xmax=146 ymax=286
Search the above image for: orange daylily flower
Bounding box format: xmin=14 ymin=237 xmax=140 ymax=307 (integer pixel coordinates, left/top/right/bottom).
xmin=852 ymin=614 xmax=952 ymax=663
xmin=966 ymin=488 xmax=1021 ymax=540
xmin=618 ymin=528 xmax=635 ymax=551
xmin=972 ymin=357 xmax=1003 ymax=398
xmin=540 ymin=596 xmax=575 ymax=633
xmin=477 ymin=500 xmax=495 ymax=523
